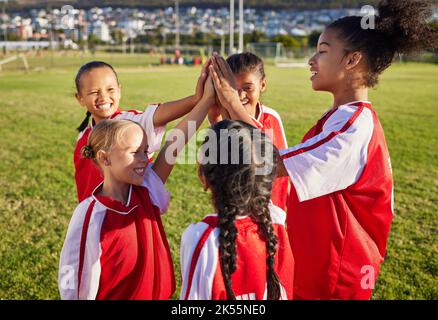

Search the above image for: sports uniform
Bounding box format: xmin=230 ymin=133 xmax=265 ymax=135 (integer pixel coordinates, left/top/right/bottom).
xmin=250 ymin=103 xmax=289 ymax=210
xmin=280 ymin=101 xmax=393 ymax=299
xmin=74 ymin=104 xmax=165 ymax=203
xmin=59 ymin=165 xmax=175 ymax=300
xmin=180 ymin=203 xmax=294 ymax=300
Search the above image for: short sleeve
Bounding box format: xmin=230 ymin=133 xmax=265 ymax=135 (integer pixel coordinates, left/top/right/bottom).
xmin=280 ymin=105 xmax=374 ymax=201
xmin=114 ymin=104 xmax=166 ymax=153
xmin=142 ymin=164 xmax=170 ymax=214
xmin=180 ymin=221 xmax=219 ymax=300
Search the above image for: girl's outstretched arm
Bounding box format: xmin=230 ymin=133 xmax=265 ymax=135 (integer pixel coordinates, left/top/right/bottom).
xmin=153 ymin=59 xmax=212 ymax=127
xmin=210 ymin=55 xmax=254 ymax=126
xmin=152 ymin=76 xmax=216 ymax=184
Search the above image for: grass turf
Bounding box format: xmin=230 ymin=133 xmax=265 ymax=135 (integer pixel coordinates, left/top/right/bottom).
xmin=0 ymin=55 xmax=437 ymax=299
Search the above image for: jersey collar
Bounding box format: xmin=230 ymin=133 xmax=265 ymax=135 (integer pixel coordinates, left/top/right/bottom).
xmin=91 ymin=182 xmax=138 ymax=215
xmin=320 ymin=100 xmax=372 ymax=120
xmin=346 ymin=100 xmax=372 ymax=108
xmin=249 ymin=102 xmax=264 ymax=128
xmin=89 ymin=108 xmax=123 ymax=129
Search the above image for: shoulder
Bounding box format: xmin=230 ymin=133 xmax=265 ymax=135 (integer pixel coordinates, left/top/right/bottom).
xmin=262 ymin=105 xmax=283 ymax=122
xmin=326 ymin=104 xmax=373 ymax=129
xmin=72 ymin=197 xmax=95 ymax=220
xmin=181 ymin=215 xmax=219 ymax=246
xmin=70 ymin=197 xmax=107 ymax=227
xmin=140 ymin=165 xmax=170 ymax=213
xmin=76 ymin=126 xmax=91 ymax=143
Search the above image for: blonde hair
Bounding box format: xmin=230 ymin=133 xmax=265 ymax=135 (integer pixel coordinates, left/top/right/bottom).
xmin=81 ymin=119 xmax=142 ymax=163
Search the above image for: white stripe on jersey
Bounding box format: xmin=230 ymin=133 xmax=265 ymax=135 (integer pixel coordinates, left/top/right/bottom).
xmin=268 ymin=201 xmax=287 ymax=225
xmin=141 ymin=165 xmax=170 ymax=214
xmin=280 ymin=104 xmax=374 ymax=202
xmin=180 ymin=222 xmax=220 ymax=300
xmin=58 ymin=199 xmax=106 ymax=300
xmin=180 ymin=204 xmax=287 ymax=300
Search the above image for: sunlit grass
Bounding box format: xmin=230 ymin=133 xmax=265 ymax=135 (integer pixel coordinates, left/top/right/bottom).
xmin=0 ymin=56 xmax=437 ymax=299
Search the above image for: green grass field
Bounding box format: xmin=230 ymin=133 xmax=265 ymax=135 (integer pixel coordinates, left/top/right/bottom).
xmin=0 ymin=53 xmax=437 ymax=299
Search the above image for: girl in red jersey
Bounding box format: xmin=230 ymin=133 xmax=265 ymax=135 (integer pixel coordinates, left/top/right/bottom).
xmin=73 ymin=60 xmax=209 ymax=202
xmin=208 ymin=52 xmax=289 ymax=211
xmin=59 ymin=74 xmax=216 ymax=300
xmin=180 ymin=120 xmax=294 ymax=300
xmin=209 ymin=0 xmax=438 ymax=299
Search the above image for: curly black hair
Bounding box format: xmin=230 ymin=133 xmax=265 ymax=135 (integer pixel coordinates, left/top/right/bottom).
xmin=328 ymin=0 xmax=438 ymax=87
xmin=199 ymin=120 xmax=282 ymax=300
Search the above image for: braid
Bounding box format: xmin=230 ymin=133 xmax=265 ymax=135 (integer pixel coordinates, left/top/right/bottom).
xmin=249 ymin=127 xmax=282 ymax=300
xmin=200 ymin=119 xmax=281 ymax=300
xmin=217 ymin=204 xmax=239 ymax=300
xmin=249 ymin=181 xmax=282 ymax=300
xmin=260 ymin=205 xmax=281 ymax=300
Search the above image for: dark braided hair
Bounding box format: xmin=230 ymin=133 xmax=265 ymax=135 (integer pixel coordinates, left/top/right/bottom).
xmin=226 ymin=52 xmax=266 ymax=80
xmin=75 ymin=61 xmax=119 ymax=132
xmin=199 ymin=119 xmax=281 ymax=300
xmin=327 ymin=0 xmax=438 ymax=87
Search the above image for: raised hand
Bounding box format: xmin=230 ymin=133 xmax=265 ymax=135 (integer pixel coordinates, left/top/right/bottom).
xmin=202 ymin=75 xmax=216 ymax=106
xmin=209 ymin=55 xmax=241 ymax=111
xmin=209 ymin=54 xmax=254 ymax=126
xmin=194 ymin=58 xmax=213 ymax=103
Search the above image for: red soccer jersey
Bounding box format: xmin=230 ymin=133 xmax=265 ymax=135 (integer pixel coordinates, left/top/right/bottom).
xmin=280 ymin=101 xmax=393 ymax=300
xmin=59 ymin=165 xmax=175 ymax=300
xmin=180 ymin=203 xmax=294 ymax=300
xmin=74 ymin=104 xmax=165 ymax=203
xmin=250 ymin=103 xmax=289 ymax=210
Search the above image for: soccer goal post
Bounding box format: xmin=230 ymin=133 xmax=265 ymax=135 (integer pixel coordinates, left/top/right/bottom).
xmin=247 ymin=42 xmax=308 ymax=68
xmin=0 ymin=54 xmax=29 ymax=72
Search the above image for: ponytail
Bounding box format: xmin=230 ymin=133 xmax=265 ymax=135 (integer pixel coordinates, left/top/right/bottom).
xmin=327 ymin=0 xmax=438 ymax=87
xmin=77 ymin=111 xmax=91 ymax=132
xmin=200 ymin=120 xmax=282 ymax=300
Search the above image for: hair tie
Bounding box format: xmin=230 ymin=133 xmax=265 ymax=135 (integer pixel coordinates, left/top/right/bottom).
xmin=83 ymin=145 xmax=95 ymax=159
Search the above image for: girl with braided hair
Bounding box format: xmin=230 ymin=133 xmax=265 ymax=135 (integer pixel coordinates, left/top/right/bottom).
xmin=180 ymin=120 xmax=294 ymax=300
xmin=208 ymin=0 xmax=437 ymax=300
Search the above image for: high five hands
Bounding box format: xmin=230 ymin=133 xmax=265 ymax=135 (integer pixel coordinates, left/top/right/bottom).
xmin=208 ymin=54 xmax=255 ymax=126
xmin=195 ymin=53 xmax=254 ymax=126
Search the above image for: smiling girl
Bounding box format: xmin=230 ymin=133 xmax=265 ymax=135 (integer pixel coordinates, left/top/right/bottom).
xmin=73 ymin=61 xmax=209 ymax=202
xmin=209 ymin=0 xmax=438 ymax=299
xmin=59 ymin=74 xmax=217 ymax=300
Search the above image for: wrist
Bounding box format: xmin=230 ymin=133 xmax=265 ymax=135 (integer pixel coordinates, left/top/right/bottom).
xmin=199 ymin=95 xmax=214 ymax=107
xmin=189 ymin=94 xmax=198 ymax=105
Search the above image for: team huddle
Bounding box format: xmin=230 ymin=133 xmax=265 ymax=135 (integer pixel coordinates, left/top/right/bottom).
xmin=57 ymin=0 xmax=438 ymax=300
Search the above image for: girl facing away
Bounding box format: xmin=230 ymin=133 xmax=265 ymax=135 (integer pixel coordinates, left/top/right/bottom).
xmin=180 ymin=120 xmax=294 ymax=300
xmin=59 ymin=72 xmax=216 ymax=300
xmin=208 ymin=52 xmax=289 ymax=211
xmin=73 ymin=60 xmax=209 ymax=203
xmin=208 ymin=0 xmax=438 ymax=299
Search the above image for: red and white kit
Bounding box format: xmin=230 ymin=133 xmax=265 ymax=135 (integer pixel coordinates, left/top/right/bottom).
xmin=250 ymin=103 xmax=289 ymax=210
xmin=59 ymin=165 xmax=175 ymax=300
xmin=74 ymin=104 xmax=166 ymax=203
xmin=280 ymin=101 xmax=393 ymax=300
xmin=180 ymin=203 xmax=294 ymax=300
